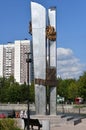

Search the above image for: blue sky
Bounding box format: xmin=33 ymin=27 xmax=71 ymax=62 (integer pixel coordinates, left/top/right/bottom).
xmin=0 ymin=0 xmax=86 ymax=79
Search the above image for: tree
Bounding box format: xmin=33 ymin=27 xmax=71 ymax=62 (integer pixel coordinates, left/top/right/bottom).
xmin=57 ymin=78 xmax=76 ymax=101
xmin=77 ymin=71 xmax=86 ymax=100
xmin=67 ymin=82 xmax=79 ymax=101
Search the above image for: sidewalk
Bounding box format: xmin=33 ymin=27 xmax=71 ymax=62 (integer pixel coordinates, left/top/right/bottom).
xmin=16 ymin=116 xmax=86 ymax=130
xmin=30 ymin=115 xmax=86 ymax=130
xmin=51 ymin=118 xmax=86 ymax=130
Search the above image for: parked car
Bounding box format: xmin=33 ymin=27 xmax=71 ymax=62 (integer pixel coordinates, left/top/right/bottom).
xmin=75 ymin=97 xmax=83 ymax=104
xmin=0 ymin=113 xmax=6 ymax=118
xmin=8 ymin=110 xmax=15 ymax=118
xmin=57 ymin=95 xmax=65 ymax=103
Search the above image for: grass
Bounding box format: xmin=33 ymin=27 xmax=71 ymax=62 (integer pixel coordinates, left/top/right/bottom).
xmin=73 ymin=104 xmax=86 ymax=108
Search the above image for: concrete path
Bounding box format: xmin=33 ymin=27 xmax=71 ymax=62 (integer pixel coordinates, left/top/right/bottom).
xmin=51 ymin=118 xmax=86 ymax=130
xmin=16 ymin=114 xmax=86 ymax=130
xmin=30 ymin=115 xmax=86 ymax=130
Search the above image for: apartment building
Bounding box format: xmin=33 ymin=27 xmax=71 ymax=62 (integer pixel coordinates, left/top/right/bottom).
xmin=0 ymin=39 xmax=33 ymax=84
xmin=0 ymin=43 xmax=14 ymax=78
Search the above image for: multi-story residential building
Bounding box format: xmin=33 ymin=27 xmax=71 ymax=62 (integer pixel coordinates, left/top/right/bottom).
xmin=0 ymin=39 xmax=33 ymax=84
xmin=0 ymin=43 xmax=14 ymax=78
xmin=3 ymin=43 xmax=14 ymax=78
xmin=0 ymin=45 xmax=4 ymax=77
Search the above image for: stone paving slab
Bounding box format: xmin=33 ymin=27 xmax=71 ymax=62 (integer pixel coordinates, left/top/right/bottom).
xmin=30 ymin=115 xmax=86 ymax=130
xmin=16 ymin=115 xmax=86 ymax=130
xmin=51 ymin=118 xmax=86 ymax=130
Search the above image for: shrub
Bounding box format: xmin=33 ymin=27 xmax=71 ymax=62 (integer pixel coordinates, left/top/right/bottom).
xmin=0 ymin=118 xmax=21 ymax=130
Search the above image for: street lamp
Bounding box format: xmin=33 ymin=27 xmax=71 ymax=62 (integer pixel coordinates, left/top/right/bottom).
xmin=25 ymin=52 xmax=32 ymax=130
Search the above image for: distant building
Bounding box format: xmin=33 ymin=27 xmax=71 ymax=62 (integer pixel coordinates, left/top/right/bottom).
xmin=0 ymin=39 xmax=33 ymax=84
xmin=0 ymin=43 xmax=14 ymax=78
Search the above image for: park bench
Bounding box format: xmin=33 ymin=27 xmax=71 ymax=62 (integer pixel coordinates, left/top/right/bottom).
xmin=74 ymin=118 xmax=82 ymax=125
xmin=67 ymin=116 xmax=74 ymax=121
xmin=23 ymin=118 xmax=42 ymax=130
xmin=61 ymin=114 xmax=66 ymax=118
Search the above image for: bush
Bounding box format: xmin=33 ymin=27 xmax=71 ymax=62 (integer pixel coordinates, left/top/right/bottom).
xmin=0 ymin=119 xmax=21 ymax=130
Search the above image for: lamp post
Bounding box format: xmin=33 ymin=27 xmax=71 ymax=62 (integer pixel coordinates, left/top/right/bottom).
xmin=25 ymin=52 xmax=32 ymax=130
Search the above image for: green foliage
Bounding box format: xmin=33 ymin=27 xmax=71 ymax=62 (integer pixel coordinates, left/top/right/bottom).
xmin=67 ymin=82 xmax=79 ymax=101
xmin=57 ymin=78 xmax=76 ymax=101
xmin=0 ymin=119 xmax=21 ymax=130
xmin=0 ymin=71 xmax=86 ymax=103
xmin=74 ymin=104 xmax=86 ymax=108
xmin=77 ymin=72 xmax=86 ymax=100
xmin=57 ymin=72 xmax=86 ymax=102
xmin=0 ymin=76 xmax=35 ymax=103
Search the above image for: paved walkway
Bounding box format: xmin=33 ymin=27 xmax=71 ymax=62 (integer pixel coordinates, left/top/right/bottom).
xmin=51 ymin=118 xmax=86 ymax=130
xmin=30 ymin=115 xmax=86 ymax=130
xmin=16 ymin=114 xmax=86 ymax=130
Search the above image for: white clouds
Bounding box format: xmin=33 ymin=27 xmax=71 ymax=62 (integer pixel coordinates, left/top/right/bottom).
xmin=57 ymin=48 xmax=86 ymax=79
